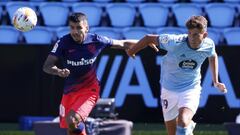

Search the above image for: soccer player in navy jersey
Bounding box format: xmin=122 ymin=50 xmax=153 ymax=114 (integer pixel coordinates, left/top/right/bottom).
xmin=43 ymin=12 xmax=137 ymax=135
xmin=127 ymin=16 xmax=227 ymax=135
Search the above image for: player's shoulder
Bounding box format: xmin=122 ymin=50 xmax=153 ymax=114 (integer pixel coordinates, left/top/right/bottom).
xmin=159 ymin=34 xmax=187 ymax=44
xmin=59 ymin=34 xmax=72 ymax=43
xmin=203 ymin=37 xmax=215 ymax=47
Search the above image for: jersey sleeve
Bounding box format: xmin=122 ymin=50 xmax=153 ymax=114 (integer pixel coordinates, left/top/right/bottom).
xmin=208 ymin=40 xmax=216 ymax=57
xmin=158 ymin=34 xmax=178 ymax=52
xmin=96 ymin=34 xmax=113 ymax=48
xmin=50 ymin=39 xmax=64 ymax=58
xmin=204 ymin=37 xmax=216 ymax=57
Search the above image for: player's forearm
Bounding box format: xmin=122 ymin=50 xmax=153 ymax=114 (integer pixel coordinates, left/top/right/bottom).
xmin=43 ymin=65 xmax=61 ymax=76
xmin=127 ymin=35 xmax=154 ymax=55
xmin=209 ymin=54 xmax=219 ymax=84
xmin=111 ymin=39 xmax=138 ymax=49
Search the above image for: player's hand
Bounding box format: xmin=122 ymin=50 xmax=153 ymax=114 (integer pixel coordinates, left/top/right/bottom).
xmin=214 ymin=82 xmax=227 ymax=93
xmin=57 ymin=68 xmax=70 ymax=78
xmin=149 ymin=43 xmax=159 ymax=52
xmin=126 ymin=49 xmax=136 ymax=59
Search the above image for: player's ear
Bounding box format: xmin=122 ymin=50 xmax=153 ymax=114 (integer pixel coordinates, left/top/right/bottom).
xmin=203 ymin=32 xmax=208 ymax=38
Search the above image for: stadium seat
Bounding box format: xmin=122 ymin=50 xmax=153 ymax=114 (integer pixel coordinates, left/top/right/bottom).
xmin=223 ymin=0 xmax=240 ymax=3
xmin=6 ymin=2 xmax=36 ymax=24
xmin=205 ymin=3 xmax=236 ymax=28
xmin=190 ymin=0 xmax=211 ymax=3
xmin=223 ymin=27 xmax=240 ymax=46
xmin=39 ymin=3 xmax=69 ymax=27
xmin=156 ymin=27 xmax=185 ymax=35
xmin=23 ymin=26 xmax=53 ymax=44
xmin=139 ymin=3 xmax=169 ymax=27
xmin=92 ymin=0 xmax=113 ymax=2
xmin=91 ymin=27 xmax=122 ymax=39
xmin=172 ymin=4 xmax=203 ymax=27
xmin=72 ymin=3 xmax=103 ymax=27
xmin=126 ymin=0 xmax=146 ymax=3
xmin=157 ymin=0 xmax=178 ymax=3
xmin=207 ymin=28 xmax=222 ymax=45
xmin=62 ymin=0 xmax=80 ymax=2
xmin=29 ymin=0 xmax=48 ymax=1
xmin=122 ymin=27 xmax=151 ymax=40
xmin=0 ymin=26 xmax=20 ymax=44
xmin=55 ymin=27 xmax=70 ymax=39
xmin=106 ymin=3 xmax=136 ymax=27
xmin=0 ymin=6 xmax=2 ymax=21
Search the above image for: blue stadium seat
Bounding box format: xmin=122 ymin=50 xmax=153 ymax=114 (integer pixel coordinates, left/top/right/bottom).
xmin=0 ymin=26 xmax=20 ymax=44
xmin=72 ymin=3 xmax=103 ymax=27
xmin=223 ymin=27 xmax=240 ymax=46
xmin=92 ymin=0 xmax=113 ymax=2
xmin=139 ymin=3 xmax=169 ymax=27
xmin=190 ymin=0 xmax=211 ymax=3
xmin=39 ymin=3 xmax=69 ymax=27
xmin=23 ymin=26 xmax=53 ymax=44
xmin=156 ymin=27 xmax=185 ymax=35
xmin=62 ymin=0 xmax=80 ymax=2
xmin=29 ymin=0 xmax=48 ymax=1
xmin=0 ymin=6 xmax=2 ymax=22
xmin=91 ymin=27 xmax=122 ymax=39
xmin=157 ymin=0 xmax=178 ymax=3
xmin=122 ymin=27 xmax=151 ymax=40
xmin=126 ymin=0 xmax=146 ymax=3
xmin=6 ymin=2 xmax=36 ymax=24
xmin=223 ymin=0 xmax=240 ymax=3
xmin=207 ymin=28 xmax=222 ymax=45
xmin=106 ymin=3 xmax=136 ymax=27
xmin=172 ymin=4 xmax=203 ymax=27
xmin=56 ymin=27 xmax=70 ymax=39
xmin=205 ymin=3 xmax=236 ymax=28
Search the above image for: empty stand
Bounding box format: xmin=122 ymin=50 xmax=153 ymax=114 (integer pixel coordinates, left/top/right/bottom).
xmin=0 ymin=6 xmax=2 ymax=22
xmin=157 ymin=0 xmax=178 ymax=3
xmin=92 ymin=0 xmax=113 ymax=2
xmin=106 ymin=3 xmax=136 ymax=27
xmin=223 ymin=27 xmax=240 ymax=45
xmin=39 ymin=2 xmax=69 ymax=27
xmin=23 ymin=26 xmax=53 ymax=44
xmin=72 ymin=3 xmax=103 ymax=27
xmin=172 ymin=4 xmax=203 ymax=27
xmin=0 ymin=26 xmax=20 ymax=44
xmin=205 ymin=3 xmax=236 ymax=28
xmin=91 ymin=27 xmax=122 ymax=39
xmin=126 ymin=0 xmax=146 ymax=2
xmin=156 ymin=27 xmax=185 ymax=34
xmin=190 ymin=0 xmax=211 ymax=3
xmin=122 ymin=27 xmax=151 ymax=39
xmin=55 ymin=27 xmax=70 ymax=39
xmin=223 ymin=0 xmax=240 ymax=3
xmin=207 ymin=28 xmax=222 ymax=45
xmin=139 ymin=3 xmax=169 ymax=27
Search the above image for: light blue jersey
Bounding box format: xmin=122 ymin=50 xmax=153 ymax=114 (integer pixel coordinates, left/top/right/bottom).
xmin=158 ymin=34 xmax=216 ymax=92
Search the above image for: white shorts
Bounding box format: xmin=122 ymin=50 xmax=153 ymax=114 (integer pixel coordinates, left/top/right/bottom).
xmin=160 ymin=87 xmax=201 ymax=121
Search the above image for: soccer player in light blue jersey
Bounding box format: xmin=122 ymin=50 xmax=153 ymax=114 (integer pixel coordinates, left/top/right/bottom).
xmin=127 ymin=16 xmax=227 ymax=135
xmin=43 ymin=12 xmax=137 ymax=135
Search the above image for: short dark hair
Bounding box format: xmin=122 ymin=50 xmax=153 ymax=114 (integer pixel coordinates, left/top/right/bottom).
xmin=186 ymin=15 xmax=207 ymax=32
xmin=68 ymin=12 xmax=88 ymax=23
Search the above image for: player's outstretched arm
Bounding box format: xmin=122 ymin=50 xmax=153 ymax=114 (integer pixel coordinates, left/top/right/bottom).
xmin=127 ymin=34 xmax=159 ymax=58
xmin=111 ymin=39 xmax=138 ymax=50
xmin=208 ymin=54 xmax=227 ymax=93
xmin=43 ymin=55 xmax=70 ymax=78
